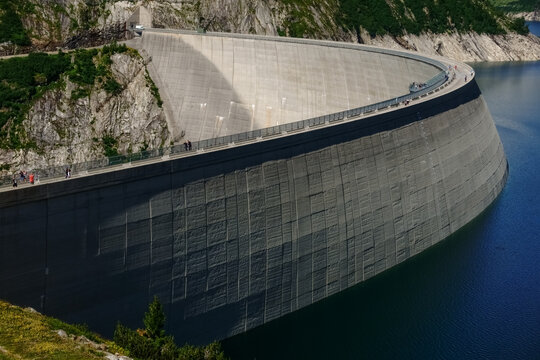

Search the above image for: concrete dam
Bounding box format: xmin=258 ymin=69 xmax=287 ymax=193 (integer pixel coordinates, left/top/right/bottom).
xmin=0 ymin=30 xmax=508 ymax=344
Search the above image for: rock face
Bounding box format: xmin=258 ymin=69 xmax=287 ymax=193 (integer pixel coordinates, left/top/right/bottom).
xmin=0 ymin=52 xmax=169 ymax=175
xmin=364 ymin=32 xmax=540 ymax=62
xmin=511 ymin=11 xmax=540 ymax=22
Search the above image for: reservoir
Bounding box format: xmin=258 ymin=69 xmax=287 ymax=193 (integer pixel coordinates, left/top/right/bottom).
xmin=222 ymin=25 xmax=540 ymax=359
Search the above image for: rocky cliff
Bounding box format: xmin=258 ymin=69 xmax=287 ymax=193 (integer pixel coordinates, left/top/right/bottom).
xmin=511 ymin=11 xmax=540 ymax=21
xmin=0 ymin=47 xmax=169 ymax=176
xmin=364 ymin=31 xmax=540 ymax=62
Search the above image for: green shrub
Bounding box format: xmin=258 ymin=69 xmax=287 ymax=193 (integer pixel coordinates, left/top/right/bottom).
xmin=71 ymin=87 xmax=90 ymax=100
xmin=102 ymin=134 xmax=119 ymax=157
xmin=114 ymin=323 xmax=161 ymax=359
xmin=113 ymin=297 xmax=229 ymax=360
xmin=145 ymin=70 xmax=163 ymax=107
xmin=509 ymin=17 xmax=529 ymax=35
xmin=104 ymin=78 xmax=122 ymax=95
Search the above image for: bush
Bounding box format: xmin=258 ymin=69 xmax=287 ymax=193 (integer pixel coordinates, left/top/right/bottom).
xmin=102 ymin=134 xmax=119 ymax=157
xmin=114 ymin=323 xmax=161 ymax=359
xmin=113 ymin=297 xmax=229 ymax=360
xmin=104 ymin=78 xmax=122 ymax=95
xmin=509 ymin=17 xmax=529 ymax=35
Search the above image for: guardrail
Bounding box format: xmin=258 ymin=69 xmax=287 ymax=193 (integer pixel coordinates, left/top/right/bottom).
xmin=1 ymin=31 xmax=453 ymax=188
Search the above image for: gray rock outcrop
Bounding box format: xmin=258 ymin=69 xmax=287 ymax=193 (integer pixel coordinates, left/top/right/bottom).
xmin=364 ymin=31 xmax=540 ymax=62
xmin=0 ymin=51 xmax=169 ymax=175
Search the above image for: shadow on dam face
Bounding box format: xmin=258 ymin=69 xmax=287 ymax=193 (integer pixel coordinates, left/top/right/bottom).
xmin=134 ymin=33 xmax=254 ymax=142
xmin=0 ymin=33 xmax=508 ymax=345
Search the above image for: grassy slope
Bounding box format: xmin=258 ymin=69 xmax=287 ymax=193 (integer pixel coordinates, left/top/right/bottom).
xmin=0 ymin=300 xmax=125 ymax=360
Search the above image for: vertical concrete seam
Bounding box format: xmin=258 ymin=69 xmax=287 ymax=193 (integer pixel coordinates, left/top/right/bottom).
xmin=334 ymin=144 xmax=348 ymax=287
xmin=262 ymin=164 xmax=268 ymax=324
xmin=42 ymin=198 xmax=49 ymax=312
xmin=183 ymin=185 xmax=188 ymax=312
xmin=168 ymin=170 xmax=174 ymax=327
xmin=245 ymin=170 xmax=250 ymax=331
xmin=149 ymin=196 xmax=153 ymax=298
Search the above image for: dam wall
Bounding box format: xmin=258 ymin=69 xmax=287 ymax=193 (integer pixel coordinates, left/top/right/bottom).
xmin=134 ymin=31 xmax=441 ymax=141
xmin=0 ymin=78 xmax=507 ymax=344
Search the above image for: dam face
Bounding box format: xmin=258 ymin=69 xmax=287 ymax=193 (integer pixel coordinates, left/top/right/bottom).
xmin=0 ymin=32 xmax=507 ymax=344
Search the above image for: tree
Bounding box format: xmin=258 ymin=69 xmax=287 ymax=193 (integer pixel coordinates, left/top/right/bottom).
xmin=144 ymin=296 xmax=165 ymax=340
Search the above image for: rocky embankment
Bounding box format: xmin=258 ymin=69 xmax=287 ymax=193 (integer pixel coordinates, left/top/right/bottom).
xmin=511 ymin=11 xmax=540 ymax=22
xmin=364 ymin=31 xmax=540 ymax=62
xmin=0 ymin=50 xmax=169 ymax=175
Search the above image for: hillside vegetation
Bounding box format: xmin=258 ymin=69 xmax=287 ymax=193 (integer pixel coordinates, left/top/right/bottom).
xmin=0 ymin=300 xmax=125 ymax=360
xmin=338 ymin=0 xmax=529 ymax=36
xmin=0 ymin=43 xmax=142 ymax=151
xmin=0 ymin=299 xmax=228 ymax=360
xmin=0 ymin=42 xmax=169 ymax=174
xmin=0 ymin=0 xmax=530 ymax=53
xmin=0 ymin=1 xmax=31 ymax=46
xmin=488 ymin=0 xmax=539 ymax=12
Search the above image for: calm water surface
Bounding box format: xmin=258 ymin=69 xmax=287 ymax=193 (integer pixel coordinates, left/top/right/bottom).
xmin=223 ymin=27 xmax=540 ymax=359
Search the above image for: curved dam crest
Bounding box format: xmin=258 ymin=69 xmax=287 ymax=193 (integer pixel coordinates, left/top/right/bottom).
xmin=0 ymin=31 xmax=508 ymax=344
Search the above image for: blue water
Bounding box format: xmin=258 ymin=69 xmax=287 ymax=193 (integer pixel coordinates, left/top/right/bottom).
xmin=528 ymin=21 xmax=540 ymax=35
xmin=223 ymin=26 xmax=540 ymax=359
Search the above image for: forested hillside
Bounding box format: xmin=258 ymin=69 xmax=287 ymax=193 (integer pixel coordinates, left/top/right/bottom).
xmin=489 ymin=0 xmax=539 ymax=13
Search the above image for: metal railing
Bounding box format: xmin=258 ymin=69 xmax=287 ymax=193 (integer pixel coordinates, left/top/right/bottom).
xmin=1 ymin=31 xmax=454 ymax=188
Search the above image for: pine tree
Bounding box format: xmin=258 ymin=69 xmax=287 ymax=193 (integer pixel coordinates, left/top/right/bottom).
xmin=143 ymin=296 xmax=165 ymax=340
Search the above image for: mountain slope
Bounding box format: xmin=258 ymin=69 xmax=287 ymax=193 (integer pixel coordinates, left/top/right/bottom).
xmin=0 ymin=0 xmax=534 ymax=51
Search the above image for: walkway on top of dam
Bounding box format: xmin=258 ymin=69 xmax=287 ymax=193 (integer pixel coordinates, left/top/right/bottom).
xmin=1 ymin=29 xmax=474 ymax=193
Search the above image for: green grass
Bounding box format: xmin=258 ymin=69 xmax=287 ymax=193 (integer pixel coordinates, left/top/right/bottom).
xmin=0 ymin=300 xmax=126 ymax=360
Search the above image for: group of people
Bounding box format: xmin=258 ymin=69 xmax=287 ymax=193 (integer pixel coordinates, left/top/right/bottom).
xmin=183 ymin=140 xmax=193 ymax=151
xmin=13 ymin=170 xmax=37 ymax=187
xmin=10 ymin=167 xmax=71 ymax=188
